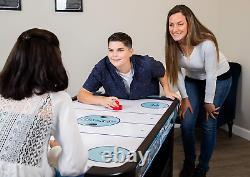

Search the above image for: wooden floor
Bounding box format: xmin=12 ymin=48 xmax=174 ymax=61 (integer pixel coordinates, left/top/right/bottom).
xmin=173 ymin=128 xmax=250 ymax=177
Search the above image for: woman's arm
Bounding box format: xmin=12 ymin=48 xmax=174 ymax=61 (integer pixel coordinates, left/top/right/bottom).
xmin=159 ymin=72 xmax=180 ymax=100
xmin=176 ymin=70 xmax=193 ymax=119
xmin=203 ymin=41 xmax=220 ymax=119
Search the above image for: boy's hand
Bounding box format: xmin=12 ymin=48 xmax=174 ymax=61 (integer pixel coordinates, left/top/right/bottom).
xmin=101 ymin=96 xmax=119 ymax=109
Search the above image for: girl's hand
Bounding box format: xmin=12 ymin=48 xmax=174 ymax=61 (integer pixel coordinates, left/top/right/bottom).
xmin=49 ymin=140 xmax=60 ymax=148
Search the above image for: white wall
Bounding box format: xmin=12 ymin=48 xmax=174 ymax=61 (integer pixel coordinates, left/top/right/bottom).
xmin=1 ymin=0 xmax=172 ymax=95
xmin=0 ymin=0 xmax=219 ymax=94
xmin=0 ymin=0 xmax=249 ymax=131
xmin=217 ymin=0 xmax=250 ymax=131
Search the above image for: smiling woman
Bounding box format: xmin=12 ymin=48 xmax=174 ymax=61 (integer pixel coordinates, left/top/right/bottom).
xmin=0 ymin=0 xmax=21 ymax=10
xmin=55 ymin=0 xmax=83 ymax=12
xmin=165 ymin=5 xmax=232 ymax=177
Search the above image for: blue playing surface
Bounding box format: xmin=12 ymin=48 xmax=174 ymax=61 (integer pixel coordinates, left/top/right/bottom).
xmin=77 ymin=115 xmax=120 ymax=127
xmin=141 ymin=102 xmax=169 ymax=109
xmin=88 ymin=146 xmax=130 ymax=163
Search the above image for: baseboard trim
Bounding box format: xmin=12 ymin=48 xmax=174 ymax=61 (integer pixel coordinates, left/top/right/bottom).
xmin=176 ymin=123 xmax=250 ymax=141
xmin=222 ymin=125 xmax=250 ymax=141
xmin=174 ymin=124 xmax=180 ymax=128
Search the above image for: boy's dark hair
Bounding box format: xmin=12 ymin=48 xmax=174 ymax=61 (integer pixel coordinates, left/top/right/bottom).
xmin=108 ymin=32 xmax=132 ymax=48
xmin=0 ymin=28 xmax=68 ymax=100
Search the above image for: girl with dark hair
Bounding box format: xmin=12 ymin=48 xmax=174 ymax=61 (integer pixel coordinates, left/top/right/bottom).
xmin=0 ymin=28 xmax=87 ymax=177
xmin=165 ymin=5 xmax=232 ymax=177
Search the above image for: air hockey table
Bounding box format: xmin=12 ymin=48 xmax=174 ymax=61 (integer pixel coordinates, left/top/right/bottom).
xmin=67 ymin=97 xmax=179 ymax=177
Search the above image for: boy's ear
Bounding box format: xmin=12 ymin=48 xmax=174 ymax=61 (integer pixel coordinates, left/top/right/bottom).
xmin=129 ymin=48 xmax=134 ymax=55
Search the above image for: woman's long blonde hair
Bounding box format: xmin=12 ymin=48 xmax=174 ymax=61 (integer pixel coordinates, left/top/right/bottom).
xmin=165 ymin=5 xmax=219 ymax=85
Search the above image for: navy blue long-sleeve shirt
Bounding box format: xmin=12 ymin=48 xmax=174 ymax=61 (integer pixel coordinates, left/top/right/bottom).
xmin=83 ymin=55 xmax=165 ymax=99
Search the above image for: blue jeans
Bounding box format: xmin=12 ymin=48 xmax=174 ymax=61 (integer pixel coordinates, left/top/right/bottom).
xmin=180 ymin=77 xmax=232 ymax=171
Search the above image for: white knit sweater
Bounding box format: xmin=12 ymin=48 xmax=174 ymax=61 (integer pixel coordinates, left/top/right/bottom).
xmin=0 ymin=91 xmax=87 ymax=177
